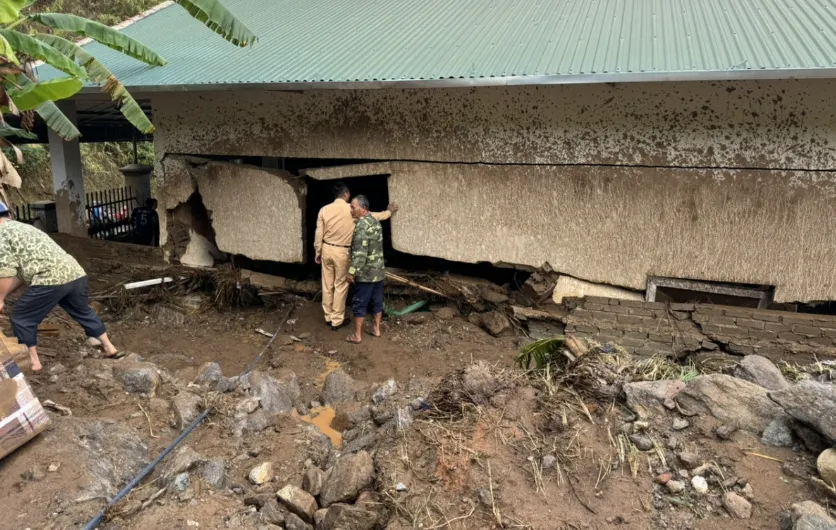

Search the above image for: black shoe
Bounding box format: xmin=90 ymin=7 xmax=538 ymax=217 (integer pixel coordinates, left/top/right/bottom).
xmin=325 ymin=320 xmax=331 ymax=328
xmin=330 ymin=321 xmax=350 ymax=331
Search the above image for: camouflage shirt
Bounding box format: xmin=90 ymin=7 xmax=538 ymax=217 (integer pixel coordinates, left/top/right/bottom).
xmin=0 ymin=220 xmax=86 ymax=286
xmin=348 ymin=214 xmax=385 ymax=283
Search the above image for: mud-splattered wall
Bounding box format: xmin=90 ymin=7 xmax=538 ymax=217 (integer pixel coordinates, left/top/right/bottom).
xmin=152 ymin=80 xmax=836 ymax=302
xmin=154 ymin=80 xmax=836 ymax=170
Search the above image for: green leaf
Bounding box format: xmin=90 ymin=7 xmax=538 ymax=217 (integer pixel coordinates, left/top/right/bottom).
xmin=173 ymin=0 xmax=257 ymax=47
xmin=0 ymin=29 xmax=87 ymax=78
xmin=28 ymin=13 xmax=166 ymax=66
xmin=35 ymin=100 xmax=80 ymax=140
xmin=0 ymin=123 xmax=37 ymax=140
xmin=0 ymin=0 xmax=27 ymax=24
xmin=515 ymin=337 xmax=565 ymax=370
xmin=0 ymin=34 xmax=19 ymax=65
xmin=8 ymin=76 xmax=82 ymax=110
xmin=34 ymin=34 xmax=154 ymax=134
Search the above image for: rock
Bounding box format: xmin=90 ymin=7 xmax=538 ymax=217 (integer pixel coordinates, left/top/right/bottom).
xmin=666 ymin=480 xmax=685 ymax=493
xmin=215 ymin=376 xmax=239 ymax=393
xmin=794 ymin=423 xmax=829 ymax=454
xmin=371 ymin=404 xmax=395 ymax=426
xmin=434 ymin=307 xmax=458 ymax=321
xmin=623 ymin=380 xmax=686 ymax=417
xmin=629 ymin=434 xmax=654 ymax=451
xmin=723 ymin=492 xmax=752 ymax=519
xmin=249 ymin=462 xmax=273 ymax=485
xmin=320 ymin=451 xmax=374 ymax=507
xmin=113 ymin=361 xmax=161 ymax=394
xmin=790 ymin=501 xmax=836 ymax=530
xmin=734 ymin=355 xmax=789 ymax=391
xmin=236 ymin=396 xmax=261 ymax=416
xmin=410 ymin=397 xmax=429 ymax=411
xmin=462 ymin=361 xmax=498 ymax=404
xmin=677 ymin=451 xmax=700 ymax=469
xmin=321 ymin=370 xmax=358 ymax=404
xmin=692 ymin=463 xmax=723 ymax=477
xmin=678 ymin=374 xmax=787 ymax=433
xmin=154 ymin=305 xmax=186 ymax=326
xmin=762 ymin=418 xmax=795 ymax=447
xmin=691 ymin=476 xmax=708 ymax=494
xmin=672 ymin=418 xmax=690 ymax=431
xmin=319 ymin=503 xmax=378 ymax=530
xmin=158 ymin=446 xmax=205 ymax=487
xmin=478 ymin=311 xmax=511 ymax=336
xmin=372 ymin=379 xmax=398 ymax=404
xmin=201 ymin=458 xmax=227 ymax=489
xmin=48 ymin=462 xmax=60 ymax=473
xmin=245 ymin=493 xmax=274 ymax=509
xmin=277 ymin=485 xmax=318 ymax=523
xmin=171 ymin=392 xmax=203 ymax=429
xmin=172 ymin=472 xmax=191 ymax=492
xmin=195 ymin=362 xmax=223 ymax=384
xmin=248 ymin=371 xmax=299 ymax=414
xmin=86 ymin=337 xmax=103 ymax=347
xmin=302 ymin=466 xmax=325 ymax=497
xmin=818 ymin=449 xmax=836 ymax=487
xmin=655 ymin=473 xmax=672 ymax=484
xmin=342 ymin=433 xmax=375 ymax=454
xmin=770 ymin=381 xmax=836 ymax=442
xmin=716 ymin=424 xmax=737 ymax=440
xmin=741 ymin=483 xmax=754 ymax=500
xmin=332 ymin=402 xmax=371 ymax=431
xmin=541 ymin=455 xmax=557 ymax=470
xmin=48 ymin=363 xmax=67 ymax=375
xmin=284 ymin=512 xmax=313 ymax=530
xmin=395 ymin=406 xmax=413 ymax=431
xmin=260 ymin=499 xmax=286 ymax=526
xmin=244 ymin=410 xmax=278 ymax=433
xmin=296 ymin=403 xmax=310 ymax=416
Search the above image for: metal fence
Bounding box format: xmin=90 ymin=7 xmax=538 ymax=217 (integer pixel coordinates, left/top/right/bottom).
xmin=13 ymin=203 xmax=37 ymax=224
xmin=86 ymin=187 xmax=137 ymax=240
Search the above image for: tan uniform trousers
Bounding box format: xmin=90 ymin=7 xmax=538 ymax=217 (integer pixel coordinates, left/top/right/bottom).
xmin=320 ymin=244 xmax=350 ymax=326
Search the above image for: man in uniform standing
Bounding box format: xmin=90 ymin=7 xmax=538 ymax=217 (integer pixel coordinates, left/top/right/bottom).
xmin=314 ymin=182 xmax=397 ymax=331
xmin=0 ymin=202 xmax=121 ymax=373
xmin=131 ymin=198 xmax=160 ymax=246
xmin=346 ymin=195 xmax=386 ymax=344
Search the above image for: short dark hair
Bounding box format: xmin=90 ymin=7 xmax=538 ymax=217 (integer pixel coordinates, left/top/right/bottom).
xmin=146 ymin=198 xmax=158 ymax=207
xmin=353 ymin=194 xmax=370 ymax=210
xmin=0 ymin=210 xmax=10 ymax=219
xmin=333 ymin=181 xmax=349 ymax=199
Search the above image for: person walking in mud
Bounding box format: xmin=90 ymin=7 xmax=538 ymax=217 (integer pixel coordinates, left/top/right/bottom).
xmin=313 ymin=181 xmax=397 ymax=331
xmin=346 ymin=195 xmax=386 ymax=344
xmin=0 ymin=202 xmax=122 ymax=373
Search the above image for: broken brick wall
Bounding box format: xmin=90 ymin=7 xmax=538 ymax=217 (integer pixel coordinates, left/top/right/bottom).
xmin=564 ymin=297 xmax=836 ymax=363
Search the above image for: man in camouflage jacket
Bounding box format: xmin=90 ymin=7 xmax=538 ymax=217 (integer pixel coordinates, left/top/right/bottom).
xmin=346 ymin=195 xmax=385 ymax=343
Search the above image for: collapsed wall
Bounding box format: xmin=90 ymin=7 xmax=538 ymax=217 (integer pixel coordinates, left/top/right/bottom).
xmin=563 ymin=296 xmax=836 ymax=363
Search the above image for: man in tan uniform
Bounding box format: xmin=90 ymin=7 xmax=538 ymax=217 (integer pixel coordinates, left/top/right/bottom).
xmin=314 ymin=182 xmax=397 ymax=330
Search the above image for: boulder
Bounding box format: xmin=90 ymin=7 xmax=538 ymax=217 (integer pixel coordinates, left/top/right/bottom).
xmin=248 ymin=371 xmax=297 ymax=414
xmin=623 ymin=380 xmax=685 ymax=417
xmin=332 ymin=402 xmax=371 ymax=431
xmin=244 ymin=410 xmax=278 ymax=433
xmin=462 ymin=361 xmax=498 ymax=404
xmin=302 ymin=466 xmax=325 ymax=497
xmin=285 ymin=512 xmax=313 ymax=530
xmin=478 ymin=311 xmax=511 ymax=336
xmin=372 ymin=379 xmax=398 ymax=404
xmin=158 ymin=446 xmax=205 ymax=487
xmin=434 ymin=307 xmax=458 ymax=321
xmin=734 ymin=355 xmax=789 ymax=391
xmin=677 ymin=374 xmax=787 ymax=433
xmin=320 ymin=451 xmax=374 ymax=507
xmin=341 ymin=433 xmax=375 ymax=455
xmin=770 ymin=381 xmax=836 ymax=442
xmin=259 ymin=499 xmax=287 ymax=526
xmin=113 ymin=361 xmax=161 ymax=394
xmin=249 ymin=462 xmax=273 ymax=485
xmin=319 ymin=503 xmax=378 ymax=530
xmin=762 ymin=418 xmax=795 ymax=447
xmin=321 ymin=370 xmax=358 ymax=405
xmin=723 ymin=492 xmax=753 ymax=519
xmin=201 ymin=458 xmax=227 ymax=490
xmin=818 ymin=449 xmax=836 ymax=488
xmin=794 ymin=423 xmax=829 ymax=454
xmin=195 ymin=362 xmax=223 ymax=384
xmin=171 ymin=392 xmax=202 ymax=429
xmin=790 ymin=501 xmax=836 ymax=530
xmin=277 ymin=484 xmax=318 ymax=523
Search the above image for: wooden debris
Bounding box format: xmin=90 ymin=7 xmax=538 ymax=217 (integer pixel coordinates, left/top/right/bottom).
xmin=511 ymin=305 xmax=566 ymax=322
xmin=43 ymin=399 xmax=72 ymax=416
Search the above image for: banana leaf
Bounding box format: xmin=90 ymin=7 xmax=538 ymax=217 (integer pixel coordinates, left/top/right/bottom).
xmin=8 ymin=76 xmax=81 ymax=110
xmin=0 ymin=0 xmax=28 ymax=24
xmin=0 ymin=29 xmax=86 ymax=78
xmin=173 ymin=0 xmax=257 ymax=47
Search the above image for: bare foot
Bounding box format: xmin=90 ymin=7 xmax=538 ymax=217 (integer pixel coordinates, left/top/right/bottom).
xmin=366 ymin=327 xmax=381 ymax=337
xmin=346 ymin=334 xmax=362 ymax=344
xmin=30 ymin=360 xmax=42 ymax=374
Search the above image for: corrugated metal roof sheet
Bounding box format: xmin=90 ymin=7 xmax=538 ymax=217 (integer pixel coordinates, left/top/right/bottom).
xmin=37 ymin=0 xmax=836 ymax=89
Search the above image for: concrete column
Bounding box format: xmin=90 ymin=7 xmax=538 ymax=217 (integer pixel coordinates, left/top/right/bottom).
xmin=48 ymin=100 xmax=87 ymax=237
xmin=121 ymin=163 xmax=153 ymax=206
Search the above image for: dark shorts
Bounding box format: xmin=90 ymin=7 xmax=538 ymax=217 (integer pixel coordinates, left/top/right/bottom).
xmin=11 ymin=276 xmax=106 ymax=347
xmin=351 ymin=281 xmax=384 ymax=318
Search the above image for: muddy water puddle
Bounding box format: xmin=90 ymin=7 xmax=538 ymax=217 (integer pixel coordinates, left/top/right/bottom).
xmin=299 ymin=406 xmax=342 ymax=448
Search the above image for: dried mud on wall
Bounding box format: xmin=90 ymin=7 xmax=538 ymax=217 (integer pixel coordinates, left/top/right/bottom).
xmin=159 ymin=156 xmax=305 ymax=263
xmin=386 ymin=162 xmax=836 ymax=304
xmin=153 ymin=80 xmax=836 ymax=170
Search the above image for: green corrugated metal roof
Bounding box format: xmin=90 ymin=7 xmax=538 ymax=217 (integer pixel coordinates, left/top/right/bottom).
xmin=38 ymin=0 xmax=836 ymax=90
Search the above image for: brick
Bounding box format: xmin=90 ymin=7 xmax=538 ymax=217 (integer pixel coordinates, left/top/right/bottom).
xmin=669 ymin=303 xmax=695 ymax=312
xmin=747 ymin=330 xmax=778 ymax=341
xmin=623 ymin=331 xmax=649 ymax=340
xmin=572 ymin=309 xmax=592 ymax=320
xmin=813 ymin=314 xmax=836 ymax=324
xmin=603 ymin=305 xmax=629 ymax=314
xmin=627 ymin=308 xmax=655 ymax=317
xmin=619 ymin=338 xmax=649 ymax=348
xmin=585 ymin=296 xmax=610 ymax=305
xmin=617 ymin=315 xmax=649 ymax=326
xmin=576 ymin=325 xmax=598 ymax=334
xmin=765 ymin=323 xmax=792 ymax=334
xmin=723 ymin=308 xmax=755 ymax=319
xmin=584 ymin=303 xmax=605 ymax=311
xmin=782 ymin=314 xmax=818 ymax=326
xmin=778 ymin=332 xmax=805 ymax=342
xmin=793 ymin=325 xmax=822 ymax=338
xmin=701 ymin=324 xmax=748 ymax=337
xmin=590 ymin=311 xmax=617 ymax=322
xmin=648 ymin=333 xmax=674 ymax=344
xmin=706 ymin=316 xmax=736 ymax=326
xmin=728 ymin=343 xmax=755 ymax=355
xmin=804 ymin=337 xmax=834 ymax=348
xmin=564 ymin=324 xmax=576 ymax=332
xmin=736 ymin=318 xmax=765 ymax=330
xmin=694 ymin=305 xmax=725 ymax=316
xmin=678 ymin=337 xmax=703 ymax=349
xmin=651 ymin=309 xmax=670 ymax=318
xmin=619 ymin=300 xmax=647 ymax=308
xmin=749 ymin=309 xmax=781 ymax=323
xmin=634 ymin=347 xmax=674 ymax=358
xmin=823 ymin=328 xmax=836 ymax=338
xmin=595 ymin=332 xmax=623 ymax=342
xmin=608 ymin=299 xmax=621 ymax=305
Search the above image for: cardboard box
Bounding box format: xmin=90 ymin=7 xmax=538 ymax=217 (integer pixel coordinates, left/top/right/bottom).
xmin=0 ymin=351 xmax=50 ymax=459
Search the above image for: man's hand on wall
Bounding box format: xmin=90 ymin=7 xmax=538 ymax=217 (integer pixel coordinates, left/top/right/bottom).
xmin=387 ymin=202 xmax=399 ymax=214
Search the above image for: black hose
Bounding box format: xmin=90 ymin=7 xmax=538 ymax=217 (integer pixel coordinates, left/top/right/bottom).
xmin=82 ymin=313 xmax=287 ymax=530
